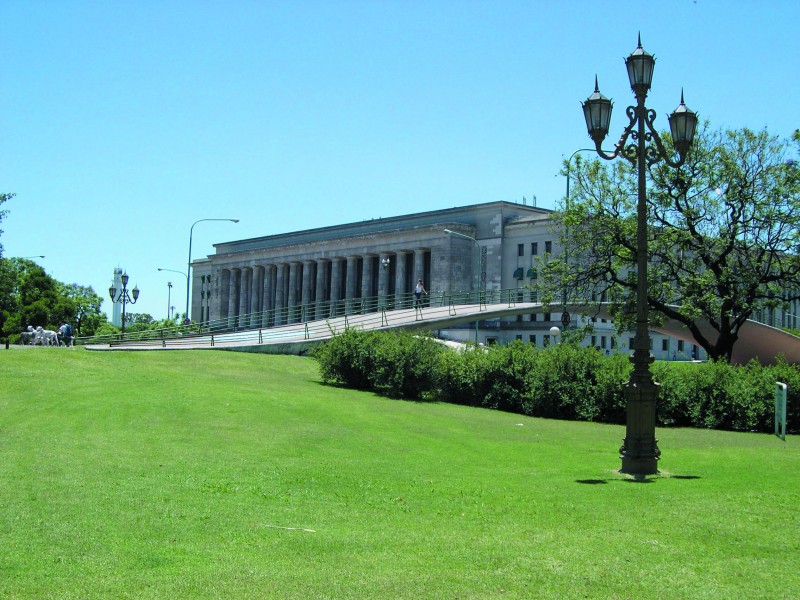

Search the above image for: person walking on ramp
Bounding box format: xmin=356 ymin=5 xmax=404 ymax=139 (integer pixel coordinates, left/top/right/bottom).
xmin=414 ymin=279 xmax=428 ymax=309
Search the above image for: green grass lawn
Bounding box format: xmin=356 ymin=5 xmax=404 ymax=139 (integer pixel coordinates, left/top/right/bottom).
xmin=1 ymin=348 xmax=798 ymax=599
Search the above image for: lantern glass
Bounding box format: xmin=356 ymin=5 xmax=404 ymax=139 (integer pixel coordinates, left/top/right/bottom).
xmin=132 ymin=286 xmax=140 ymax=301
xmin=109 ymin=286 xmax=116 ymax=300
xmin=668 ymin=92 xmax=698 ymax=155
xmin=121 ymin=273 xmax=129 ymax=287
xmin=625 ymin=36 xmax=655 ymax=96
xmin=582 ymin=78 xmax=613 ymax=142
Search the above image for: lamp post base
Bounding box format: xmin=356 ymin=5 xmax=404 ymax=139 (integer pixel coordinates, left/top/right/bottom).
xmin=619 ymin=378 xmax=661 ymax=475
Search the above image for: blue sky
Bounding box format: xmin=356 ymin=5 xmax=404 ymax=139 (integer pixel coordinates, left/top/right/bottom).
xmin=2 ymin=0 xmax=798 ymax=321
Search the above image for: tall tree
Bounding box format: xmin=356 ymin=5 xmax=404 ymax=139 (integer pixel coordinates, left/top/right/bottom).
xmin=60 ymin=283 xmax=105 ymax=336
xmin=546 ymin=125 xmax=800 ymax=362
xmin=0 ymin=192 xmax=12 ymax=258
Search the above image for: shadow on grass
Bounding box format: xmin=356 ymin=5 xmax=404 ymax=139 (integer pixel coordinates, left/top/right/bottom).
xmin=575 ymin=473 xmax=702 ymax=485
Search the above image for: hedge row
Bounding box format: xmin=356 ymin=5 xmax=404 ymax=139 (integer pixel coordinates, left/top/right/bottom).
xmin=312 ymin=328 xmax=799 ymax=434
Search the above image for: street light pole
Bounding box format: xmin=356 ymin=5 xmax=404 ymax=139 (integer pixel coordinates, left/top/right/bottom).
xmin=108 ymin=272 xmax=140 ymax=335
xmin=158 ymin=267 xmax=188 ymax=320
xmin=166 ymin=282 xmax=172 ymax=321
xmin=581 ymin=35 xmax=697 ymax=475
xmin=444 ymin=228 xmax=482 ymax=345
xmin=186 ymin=218 xmax=239 ymax=324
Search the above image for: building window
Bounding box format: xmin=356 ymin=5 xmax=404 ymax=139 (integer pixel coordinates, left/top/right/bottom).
xmin=516 ymin=334 xmax=523 ymax=341
xmin=544 ymin=312 xmax=550 ymax=321
xmin=601 ymin=336 xmax=607 ymax=349
xmin=678 ymin=340 xmax=684 ymax=352
xmin=531 ymin=313 xmax=537 ymax=322
xmin=591 ymin=335 xmax=597 ymax=347
xmin=529 ymin=335 xmax=536 ymax=346
xmin=545 ymin=240 xmax=552 ymax=253
xmin=531 ymin=242 xmax=538 ymax=255
xmin=518 ymin=243 xmax=524 ymax=257
xmin=544 ymin=334 xmax=551 ymax=346
xmin=662 ymin=339 xmax=669 ymax=351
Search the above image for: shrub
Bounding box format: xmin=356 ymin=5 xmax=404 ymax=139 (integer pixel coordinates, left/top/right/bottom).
xmin=315 ymin=329 xmax=799 ymax=434
xmin=312 ymin=327 xmax=380 ymax=390
xmin=313 ymin=328 xmax=444 ymax=398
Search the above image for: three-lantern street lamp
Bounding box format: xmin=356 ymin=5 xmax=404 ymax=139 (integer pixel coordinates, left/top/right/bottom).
xmin=581 ymin=35 xmax=697 ymax=475
xmin=108 ymin=272 xmax=140 ymax=335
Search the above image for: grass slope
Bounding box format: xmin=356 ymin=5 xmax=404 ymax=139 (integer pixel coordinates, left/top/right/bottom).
xmin=1 ymin=348 xmax=798 ymax=599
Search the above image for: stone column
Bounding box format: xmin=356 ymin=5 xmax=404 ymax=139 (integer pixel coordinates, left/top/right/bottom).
xmin=263 ymin=264 xmax=275 ymax=326
xmin=239 ymin=267 xmax=251 ymax=326
xmin=395 ymin=251 xmax=408 ymax=309
xmin=301 ymin=260 xmax=314 ymax=322
xmin=251 ymin=266 xmax=263 ymax=327
xmin=361 ymin=255 xmax=373 ymax=312
xmin=274 ymin=264 xmax=286 ymax=325
xmin=288 ymin=262 xmax=299 ymax=323
xmin=315 ymin=260 xmax=328 ymax=320
xmin=228 ymin=268 xmax=241 ymax=328
xmin=414 ymin=250 xmax=425 ymax=285
xmin=218 ymin=269 xmax=231 ymax=321
xmin=330 ymin=258 xmax=342 ymax=316
xmin=378 ymin=253 xmax=391 ymax=309
xmin=345 ymin=256 xmax=357 ymax=313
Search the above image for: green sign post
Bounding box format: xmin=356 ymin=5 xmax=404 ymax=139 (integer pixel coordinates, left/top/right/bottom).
xmin=775 ymin=382 xmax=787 ymax=442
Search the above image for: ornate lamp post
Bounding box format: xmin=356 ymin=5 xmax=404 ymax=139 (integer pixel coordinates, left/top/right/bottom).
xmin=581 ymin=35 xmax=697 ymax=474
xmin=108 ymin=272 xmax=140 ymax=335
xmin=186 ymin=218 xmax=239 ymax=325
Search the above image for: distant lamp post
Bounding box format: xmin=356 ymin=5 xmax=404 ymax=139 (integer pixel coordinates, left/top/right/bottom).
xmin=109 ymin=272 xmax=140 ymax=335
xmin=186 ymin=218 xmax=239 ymax=325
xmin=381 ymin=257 xmax=391 ymax=271
xmin=158 ymin=268 xmax=188 ymax=319
xmin=444 ymin=228 xmax=483 ymax=345
xmin=582 ymin=35 xmax=697 ymax=474
xmin=549 ymin=326 xmax=561 ymax=344
xmin=166 ymin=282 xmax=173 ymax=321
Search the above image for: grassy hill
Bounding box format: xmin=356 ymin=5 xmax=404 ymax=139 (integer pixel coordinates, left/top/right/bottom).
xmin=1 ymin=348 xmax=798 ymax=599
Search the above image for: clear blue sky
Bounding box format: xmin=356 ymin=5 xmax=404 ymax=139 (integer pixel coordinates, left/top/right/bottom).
xmin=2 ymin=0 xmax=798 ymax=321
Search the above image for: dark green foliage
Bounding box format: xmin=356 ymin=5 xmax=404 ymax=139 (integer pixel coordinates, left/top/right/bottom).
xmin=313 ymin=327 xmax=444 ymax=398
xmin=314 ymin=330 xmax=798 ymax=434
xmin=654 ymin=358 xmax=800 ymax=432
xmin=313 ymin=327 xmax=380 ymax=390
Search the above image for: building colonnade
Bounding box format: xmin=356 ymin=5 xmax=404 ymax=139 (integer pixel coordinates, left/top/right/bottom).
xmin=202 ymin=249 xmax=432 ymax=327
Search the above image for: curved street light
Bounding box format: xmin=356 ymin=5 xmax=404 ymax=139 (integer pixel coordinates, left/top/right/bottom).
xmin=582 ymin=35 xmax=697 ymax=474
xmin=158 ymin=267 xmax=188 ymax=320
xmin=186 ymin=218 xmax=239 ymax=324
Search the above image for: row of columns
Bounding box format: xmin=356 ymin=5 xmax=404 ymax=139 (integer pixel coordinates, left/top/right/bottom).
xmin=214 ymin=250 xmax=430 ymax=327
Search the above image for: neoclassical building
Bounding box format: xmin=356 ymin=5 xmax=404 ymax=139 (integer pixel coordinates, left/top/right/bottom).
xmin=191 ymin=200 xmax=705 ymax=359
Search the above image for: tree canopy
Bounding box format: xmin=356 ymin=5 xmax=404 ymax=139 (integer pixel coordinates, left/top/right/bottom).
xmin=545 ymin=125 xmax=800 ymax=362
xmin=0 ymin=258 xmax=106 ymax=338
xmin=0 ymin=192 xmax=12 ymax=258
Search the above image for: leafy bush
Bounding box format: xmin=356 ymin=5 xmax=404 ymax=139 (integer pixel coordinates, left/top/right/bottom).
xmin=312 ymin=327 xmax=380 ymax=390
xmin=314 ymin=330 xmax=798 ymax=434
xmin=313 ymin=328 xmax=444 ymax=398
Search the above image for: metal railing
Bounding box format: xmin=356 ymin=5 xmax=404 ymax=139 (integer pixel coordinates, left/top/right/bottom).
xmin=78 ymin=288 xmax=527 ymax=348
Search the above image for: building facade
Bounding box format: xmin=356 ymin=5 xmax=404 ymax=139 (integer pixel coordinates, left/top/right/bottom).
xmin=191 ymin=201 xmax=705 ymax=360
